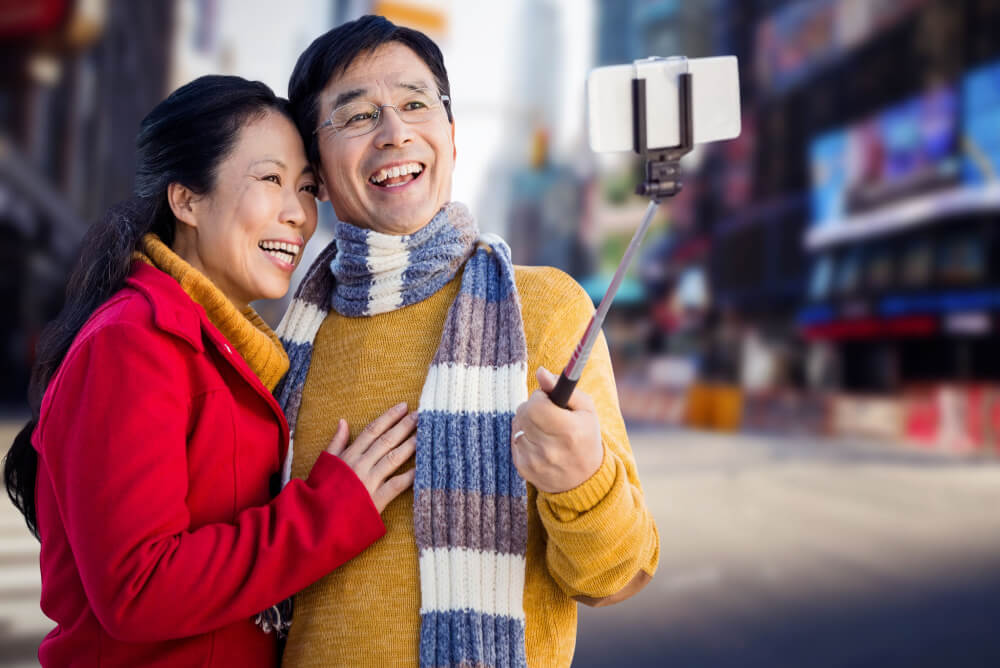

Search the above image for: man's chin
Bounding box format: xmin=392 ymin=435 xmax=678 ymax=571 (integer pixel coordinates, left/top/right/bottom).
xmin=365 ymin=206 xmax=441 ymax=236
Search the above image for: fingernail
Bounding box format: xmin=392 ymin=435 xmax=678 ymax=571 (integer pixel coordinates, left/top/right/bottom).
xmin=409 ymin=411 xmax=419 ymax=422
xmin=395 ymin=402 xmax=408 ymax=411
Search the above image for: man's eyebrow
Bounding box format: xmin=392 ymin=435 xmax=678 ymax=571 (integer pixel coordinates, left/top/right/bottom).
xmin=331 ymin=82 xmax=433 ymax=109
xmin=397 ymin=80 xmax=432 ymax=91
xmin=332 ymin=88 xmax=367 ymax=109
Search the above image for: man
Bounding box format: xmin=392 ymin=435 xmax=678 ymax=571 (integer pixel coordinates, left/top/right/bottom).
xmin=273 ymin=14 xmax=659 ymax=667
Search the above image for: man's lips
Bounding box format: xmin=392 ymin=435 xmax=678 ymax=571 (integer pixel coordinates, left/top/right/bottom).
xmin=368 ymin=161 xmax=425 ymax=188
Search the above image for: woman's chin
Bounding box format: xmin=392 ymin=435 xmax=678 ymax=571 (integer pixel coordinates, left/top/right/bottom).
xmin=248 ymin=281 xmax=291 ymax=304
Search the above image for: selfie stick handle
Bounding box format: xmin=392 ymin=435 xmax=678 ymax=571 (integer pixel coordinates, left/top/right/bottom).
xmin=549 ymin=71 xmax=694 ymax=409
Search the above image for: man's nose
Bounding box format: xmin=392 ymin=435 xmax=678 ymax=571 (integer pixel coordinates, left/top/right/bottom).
xmin=373 ymin=105 xmax=414 ymax=147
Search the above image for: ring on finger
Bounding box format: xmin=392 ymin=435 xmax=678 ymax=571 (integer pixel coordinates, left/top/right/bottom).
xmin=513 ymin=429 xmax=526 ymax=443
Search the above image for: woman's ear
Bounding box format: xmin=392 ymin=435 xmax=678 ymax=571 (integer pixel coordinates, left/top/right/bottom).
xmin=167 ymin=182 xmax=199 ymax=229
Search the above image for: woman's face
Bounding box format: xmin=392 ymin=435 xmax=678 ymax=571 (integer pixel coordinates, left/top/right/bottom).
xmin=173 ymin=111 xmax=319 ymax=308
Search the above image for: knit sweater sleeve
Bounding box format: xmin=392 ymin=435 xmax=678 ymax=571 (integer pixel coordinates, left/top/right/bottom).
xmin=523 ymin=268 xmax=660 ymax=604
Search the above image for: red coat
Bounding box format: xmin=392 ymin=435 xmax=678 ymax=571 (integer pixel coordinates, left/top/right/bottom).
xmin=32 ymin=262 xmax=385 ymax=667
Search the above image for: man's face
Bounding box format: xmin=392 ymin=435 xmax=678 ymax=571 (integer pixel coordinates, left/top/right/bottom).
xmin=315 ymin=42 xmax=455 ymax=236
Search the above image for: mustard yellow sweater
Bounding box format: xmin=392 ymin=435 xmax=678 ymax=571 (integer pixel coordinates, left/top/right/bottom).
xmin=282 ymin=266 xmax=659 ymax=667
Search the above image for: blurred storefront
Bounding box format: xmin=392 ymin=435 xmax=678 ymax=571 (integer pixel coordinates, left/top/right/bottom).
xmin=590 ymin=0 xmax=1000 ymax=453
xmin=790 ymin=0 xmax=1000 ymax=452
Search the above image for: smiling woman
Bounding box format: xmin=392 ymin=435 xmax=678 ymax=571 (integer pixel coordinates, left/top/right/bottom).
xmin=167 ymin=111 xmax=318 ymax=308
xmin=3 ymin=75 xmax=418 ymax=667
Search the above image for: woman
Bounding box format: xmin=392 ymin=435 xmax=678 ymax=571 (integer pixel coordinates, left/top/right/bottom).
xmin=3 ymin=75 xmax=416 ymax=666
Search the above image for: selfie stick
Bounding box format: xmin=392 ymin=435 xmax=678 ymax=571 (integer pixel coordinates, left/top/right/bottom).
xmin=548 ymin=70 xmax=694 ymax=408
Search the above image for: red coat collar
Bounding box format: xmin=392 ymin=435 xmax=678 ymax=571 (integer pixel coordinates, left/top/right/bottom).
xmin=125 ymin=261 xmax=206 ymax=353
xmin=124 ymin=261 xmax=291 ymax=461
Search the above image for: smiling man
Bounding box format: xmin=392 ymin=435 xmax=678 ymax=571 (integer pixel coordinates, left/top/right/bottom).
xmin=265 ymin=14 xmax=660 ymax=668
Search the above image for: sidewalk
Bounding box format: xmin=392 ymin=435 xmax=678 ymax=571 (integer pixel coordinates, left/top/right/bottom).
xmin=0 ymin=419 xmax=45 ymax=668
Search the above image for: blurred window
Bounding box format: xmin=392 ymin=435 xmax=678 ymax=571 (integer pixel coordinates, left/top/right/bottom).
xmin=900 ymin=238 xmax=933 ymax=287
xmin=865 ymin=244 xmax=894 ymax=291
xmin=835 ymin=247 xmax=864 ymax=296
xmin=937 ymin=233 xmax=986 ymax=284
xmin=808 ymin=254 xmax=834 ymax=301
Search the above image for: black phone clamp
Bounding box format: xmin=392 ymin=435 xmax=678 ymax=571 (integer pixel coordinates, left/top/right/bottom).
xmin=632 ymin=71 xmax=694 ymax=201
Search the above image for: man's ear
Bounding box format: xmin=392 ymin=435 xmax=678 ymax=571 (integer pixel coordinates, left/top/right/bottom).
xmin=167 ymin=182 xmax=199 ymax=229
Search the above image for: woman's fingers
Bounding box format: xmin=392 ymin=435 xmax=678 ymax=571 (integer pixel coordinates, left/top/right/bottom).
xmin=322 ymin=404 xmax=418 ymax=514
xmin=372 ymin=468 xmax=416 ymax=513
xmin=324 ymin=419 xmax=350 ymax=457
xmin=371 ymin=434 xmax=417 ymax=481
xmin=349 ymin=402 xmax=409 ymax=457
xmin=361 ymin=412 xmax=417 ymax=467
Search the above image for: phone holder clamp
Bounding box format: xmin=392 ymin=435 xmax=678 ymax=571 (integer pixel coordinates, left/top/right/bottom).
xmin=631 ymin=71 xmax=694 ymax=201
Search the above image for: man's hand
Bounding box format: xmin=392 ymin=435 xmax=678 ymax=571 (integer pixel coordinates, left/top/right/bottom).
xmin=323 ymin=402 xmax=417 ymax=513
xmin=511 ymin=367 xmax=604 ymax=494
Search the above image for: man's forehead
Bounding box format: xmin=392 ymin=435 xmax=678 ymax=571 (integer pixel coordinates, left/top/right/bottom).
xmin=324 ymin=68 xmax=432 ymax=92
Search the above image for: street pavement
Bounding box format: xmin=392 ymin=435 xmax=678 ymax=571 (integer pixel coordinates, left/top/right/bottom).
xmin=575 ymin=427 xmax=1000 ymax=667
xmin=2 ymin=421 xmax=1000 ymax=666
xmin=0 ymin=420 xmax=46 ymax=668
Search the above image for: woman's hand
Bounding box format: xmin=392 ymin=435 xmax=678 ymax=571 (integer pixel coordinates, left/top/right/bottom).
xmin=511 ymin=367 xmax=604 ymax=494
xmin=324 ymin=402 xmax=417 ymax=513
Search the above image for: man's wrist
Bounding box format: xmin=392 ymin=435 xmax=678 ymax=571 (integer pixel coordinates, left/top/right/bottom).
xmin=538 ymin=445 xmax=616 ymax=515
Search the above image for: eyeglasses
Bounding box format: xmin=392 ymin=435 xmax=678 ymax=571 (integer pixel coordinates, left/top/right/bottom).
xmin=315 ymin=88 xmax=450 ymax=138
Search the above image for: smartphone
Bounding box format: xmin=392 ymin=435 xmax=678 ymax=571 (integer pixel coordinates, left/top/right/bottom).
xmin=587 ymin=56 xmax=742 ymax=153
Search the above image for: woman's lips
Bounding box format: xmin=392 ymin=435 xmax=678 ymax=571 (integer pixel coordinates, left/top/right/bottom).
xmin=259 ymin=246 xmax=296 ymax=272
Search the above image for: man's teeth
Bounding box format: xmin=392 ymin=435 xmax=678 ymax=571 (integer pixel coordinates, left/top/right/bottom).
xmin=258 ymin=241 xmax=300 ymax=262
xmin=370 ymin=162 xmax=423 ymax=185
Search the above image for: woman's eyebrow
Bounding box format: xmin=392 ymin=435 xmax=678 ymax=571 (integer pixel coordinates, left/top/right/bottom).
xmin=250 ymin=158 xmax=287 ymax=170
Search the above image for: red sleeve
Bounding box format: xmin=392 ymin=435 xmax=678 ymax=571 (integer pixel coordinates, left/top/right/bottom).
xmin=36 ymin=321 xmax=385 ymax=642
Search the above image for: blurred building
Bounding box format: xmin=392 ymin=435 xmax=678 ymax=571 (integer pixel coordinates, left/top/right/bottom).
xmin=592 ymin=0 xmax=1000 ymax=448
xmin=0 ymin=0 xmax=174 ymax=405
xmin=0 ymin=0 xmax=344 ymax=407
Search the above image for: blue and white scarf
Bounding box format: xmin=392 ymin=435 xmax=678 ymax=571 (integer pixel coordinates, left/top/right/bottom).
xmin=258 ymin=202 xmax=529 ymax=668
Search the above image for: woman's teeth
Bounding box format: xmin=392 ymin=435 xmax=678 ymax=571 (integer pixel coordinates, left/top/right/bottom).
xmin=259 ymin=241 xmax=299 ymax=263
xmin=370 ymin=162 xmax=423 ymax=186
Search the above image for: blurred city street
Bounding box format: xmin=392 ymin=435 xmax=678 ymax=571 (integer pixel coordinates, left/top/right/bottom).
xmin=576 ymin=426 xmax=1000 ymax=667
xmin=5 ymin=0 xmax=1000 ymax=666
xmin=4 ymin=419 xmax=1000 ymax=667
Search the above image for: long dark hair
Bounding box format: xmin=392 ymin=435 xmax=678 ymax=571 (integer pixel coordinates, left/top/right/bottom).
xmin=4 ymin=75 xmax=293 ymax=538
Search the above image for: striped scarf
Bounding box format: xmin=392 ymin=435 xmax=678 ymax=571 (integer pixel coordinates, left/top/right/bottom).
xmin=259 ymin=202 xmax=529 ymax=668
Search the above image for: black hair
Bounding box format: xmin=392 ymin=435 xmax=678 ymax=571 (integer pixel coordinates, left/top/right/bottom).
xmin=4 ymin=75 xmax=293 ymax=539
xmin=288 ymin=14 xmax=453 ymax=165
